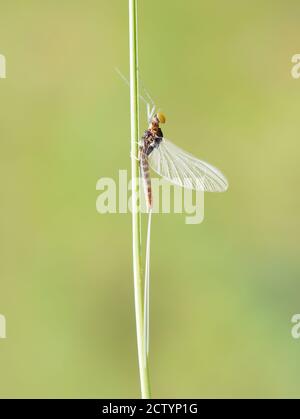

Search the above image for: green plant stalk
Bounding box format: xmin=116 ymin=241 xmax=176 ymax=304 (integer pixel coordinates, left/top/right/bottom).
xmin=129 ymin=0 xmax=151 ymax=399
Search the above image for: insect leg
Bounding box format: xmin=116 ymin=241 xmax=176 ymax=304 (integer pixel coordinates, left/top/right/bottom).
xmin=130 ymin=152 xmax=140 ymax=161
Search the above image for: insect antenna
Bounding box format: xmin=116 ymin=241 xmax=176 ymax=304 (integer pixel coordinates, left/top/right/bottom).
xmin=115 ymin=67 xmax=157 ymax=123
xmin=139 ymin=79 xmax=156 ymax=108
xmin=115 ymin=67 xmax=149 ymax=106
xmin=139 ymin=78 xmax=157 ymax=123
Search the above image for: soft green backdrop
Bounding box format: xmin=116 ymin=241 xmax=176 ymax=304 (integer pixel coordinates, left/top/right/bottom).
xmin=0 ymin=0 xmax=300 ymax=398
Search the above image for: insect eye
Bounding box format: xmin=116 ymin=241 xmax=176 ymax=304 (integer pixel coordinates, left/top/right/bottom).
xmin=156 ymin=112 xmax=166 ymax=124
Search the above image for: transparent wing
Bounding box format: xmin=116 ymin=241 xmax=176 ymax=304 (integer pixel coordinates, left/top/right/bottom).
xmin=148 ymin=138 xmax=228 ymax=192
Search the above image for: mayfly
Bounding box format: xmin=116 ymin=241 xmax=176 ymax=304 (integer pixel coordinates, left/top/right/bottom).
xmin=139 ymin=107 xmax=228 ymax=209
xmin=115 ymin=68 xmax=228 ymax=207
xmin=116 ymin=69 xmax=228 ymax=359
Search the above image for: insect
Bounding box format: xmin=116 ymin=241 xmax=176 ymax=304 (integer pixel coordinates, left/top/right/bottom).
xmin=139 ymin=107 xmax=228 ymax=209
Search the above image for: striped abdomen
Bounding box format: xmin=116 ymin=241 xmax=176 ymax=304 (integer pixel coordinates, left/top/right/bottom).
xmin=140 ymin=151 xmax=152 ymax=209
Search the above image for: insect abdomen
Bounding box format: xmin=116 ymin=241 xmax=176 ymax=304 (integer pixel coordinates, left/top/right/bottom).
xmin=140 ymin=152 xmax=152 ymax=209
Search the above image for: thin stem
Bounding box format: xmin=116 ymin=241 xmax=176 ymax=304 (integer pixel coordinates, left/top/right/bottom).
xmin=144 ymin=209 xmax=152 ymax=358
xmin=129 ymin=0 xmax=151 ymax=399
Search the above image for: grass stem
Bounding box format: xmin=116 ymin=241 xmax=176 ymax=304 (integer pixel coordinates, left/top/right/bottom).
xmin=129 ymin=0 xmax=151 ymax=399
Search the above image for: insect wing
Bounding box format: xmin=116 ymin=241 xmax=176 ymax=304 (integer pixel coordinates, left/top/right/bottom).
xmin=148 ymin=138 xmax=228 ymax=192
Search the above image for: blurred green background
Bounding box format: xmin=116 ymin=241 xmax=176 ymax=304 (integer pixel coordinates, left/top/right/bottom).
xmin=1 ymin=0 xmax=300 ymax=398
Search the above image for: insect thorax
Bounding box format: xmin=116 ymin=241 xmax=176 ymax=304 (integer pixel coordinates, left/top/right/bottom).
xmin=141 ymin=130 xmax=163 ymax=156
